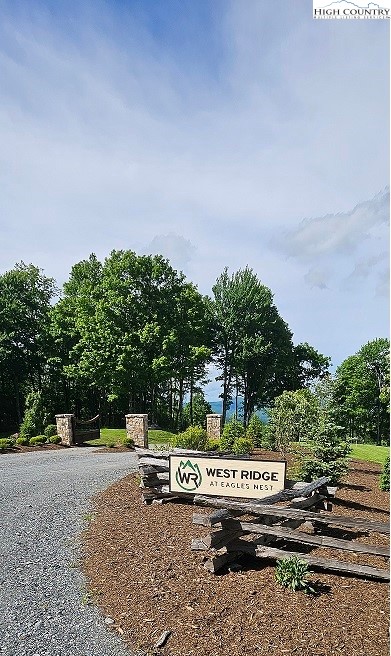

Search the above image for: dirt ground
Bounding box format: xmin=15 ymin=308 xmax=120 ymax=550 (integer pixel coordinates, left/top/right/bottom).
xmin=83 ymin=460 xmax=390 ymax=656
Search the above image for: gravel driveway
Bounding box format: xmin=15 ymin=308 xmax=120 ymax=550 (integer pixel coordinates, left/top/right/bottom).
xmin=0 ymin=448 xmax=138 ymax=656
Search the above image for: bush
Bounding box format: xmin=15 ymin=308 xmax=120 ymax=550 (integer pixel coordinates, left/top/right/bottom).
xmin=19 ymin=391 xmax=45 ymax=439
xmin=298 ymin=419 xmax=351 ymax=485
xmin=205 ymin=438 xmax=220 ymax=452
xmin=16 ymin=437 xmax=29 ymax=446
xmin=220 ymin=419 xmax=245 ymax=452
xmin=105 ymin=439 xmax=116 ymax=448
xmin=44 ymin=424 xmax=57 ymax=438
xmin=0 ymin=438 xmax=14 ymax=450
xmin=275 ymin=556 xmax=314 ymax=593
xmin=173 ymin=426 xmax=208 ymax=451
xmin=246 ymin=414 xmax=266 ymax=448
xmin=49 ymin=434 xmax=61 ymax=444
xmin=299 ymin=457 xmax=349 ymax=485
xmin=379 ymin=456 xmax=390 ymax=492
xmin=121 ymin=437 xmax=134 ymax=449
xmin=29 ymin=435 xmax=46 ymax=446
xmin=232 ymin=436 xmax=254 ymax=455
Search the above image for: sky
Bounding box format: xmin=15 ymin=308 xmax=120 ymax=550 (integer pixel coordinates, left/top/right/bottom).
xmin=0 ymin=0 xmax=389 ymax=399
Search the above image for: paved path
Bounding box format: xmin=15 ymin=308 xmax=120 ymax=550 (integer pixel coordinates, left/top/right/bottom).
xmin=0 ymin=448 xmax=138 ymax=656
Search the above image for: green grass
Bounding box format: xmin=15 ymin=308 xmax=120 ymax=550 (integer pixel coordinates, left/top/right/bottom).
xmin=84 ymin=427 xmax=176 ymax=447
xmin=349 ymin=443 xmax=389 ymax=464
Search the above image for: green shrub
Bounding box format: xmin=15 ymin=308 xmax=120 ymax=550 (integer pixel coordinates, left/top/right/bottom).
xmin=19 ymin=391 xmax=45 ymax=439
xmin=246 ymin=414 xmax=266 ymax=448
xmin=232 ymin=436 xmax=254 ymax=455
xmin=49 ymin=434 xmax=61 ymax=444
xmin=16 ymin=437 xmax=29 ymax=446
xmin=44 ymin=424 xmax=57 ymax=438
xmin=105 ymin=439 xmax=116 ymax=448
xmin=379 ymin=456 xmax=390 ymax=492
xmin=220 ymin=419 xmax=245 ymax=452
xmin=0 ymin=438 xmax=14 ymax=450
xmin=205 ymin=438 xmax=220 ymax=452
xmin=298 ymin=420 xmax=351 ymax=485
xmin=29 ymin=435 xmax=46 ymax=446
xmin=121 ymin=437 xmax=134 ymax=449
xmin=173 ymin=425 xmax=208 ymax=451
xmin=299 ymin=457 xmax=349 ymax=485
xmin=275 ymin=556 xmax=314 ymax=593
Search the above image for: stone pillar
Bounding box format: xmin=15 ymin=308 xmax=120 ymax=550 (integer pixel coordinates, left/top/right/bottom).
xmin=206 ymin=414 xmax=222 ymax=440
xmin=55 ymin=414 xmax=75 ymax=446
xmin=125 ymin=414 xmax=149 ymax=448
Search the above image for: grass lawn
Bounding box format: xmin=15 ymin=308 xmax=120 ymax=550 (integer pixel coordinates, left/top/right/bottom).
xmin=84 ymin=427 xmax=176 ymax=447
xmin=350 ymin=443 xmax=389 ymax=464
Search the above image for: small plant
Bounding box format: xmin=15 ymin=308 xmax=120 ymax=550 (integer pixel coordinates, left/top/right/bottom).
xmin=379 ymin=456 xmax=390 ymax=492
xmin=121 ymin=436 xmax=134 ymax=449
xmin=246 ymin=414 xmax=266 ymax=448
xmin=29 ymin=435 xmax=46 ymax=446
xmin=49 ymin=434 xmax=61 ymax=444
xmin=44 ymin=424 xmax=58 ymax=438
xmin=205 ymin=438 xmax=220 ymax=452
xmin=0 ymin=438 xmax=14 ymax=451
xmin=275 ymin=556 xmax=314 ymax=593
xmin=105 ymin=439 xmax=116 ymax=448
xmin=173 ymin=425 xmax=208 ymax=451
xmin=232 ymin=436 xmax=253 ymax=455
xmin=16 ymin=437 xmax=29 ymax=446
xmin=220 ymin=418 xmax=245 ymax=452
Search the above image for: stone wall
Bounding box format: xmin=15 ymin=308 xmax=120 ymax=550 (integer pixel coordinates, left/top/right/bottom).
xmin=206 ymin=414 xmax=222 ymax=439
xmin=125 ymin=414 xmax=149 ymax=448
xmin=55 ymin=414 xmax=75 ymax=446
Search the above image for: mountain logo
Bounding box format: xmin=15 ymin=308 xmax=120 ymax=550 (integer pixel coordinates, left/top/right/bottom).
xmin=313 ymin=0 xmax=390 ymax=18
xmin=175 ymin=459 xmax=202 ymax=492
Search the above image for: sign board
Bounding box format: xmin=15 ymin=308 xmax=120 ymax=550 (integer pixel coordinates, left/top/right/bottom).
xmin=169 ymin=455 xmax=286 ymax=500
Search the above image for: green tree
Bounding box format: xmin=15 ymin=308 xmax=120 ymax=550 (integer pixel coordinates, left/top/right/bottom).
xmin=0 ymin=263 xmax=57 ymax=427
xmin=182 ymin=391 xmax=212 ymax=428
xmin=333 ymin=338 xmax=389 ymax=444
xmin=212 ymin=267 xmax=298 ymax=426
xmin=267 ymin=389 xmax=320 ymax=457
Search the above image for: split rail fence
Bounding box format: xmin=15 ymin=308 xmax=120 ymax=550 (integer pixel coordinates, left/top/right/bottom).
xmin=136 ymin=448 xmax=390 ymax=581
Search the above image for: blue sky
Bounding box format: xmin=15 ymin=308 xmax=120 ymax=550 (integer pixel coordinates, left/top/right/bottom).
xmin=0 ymin=0 xmax=389 ymax=398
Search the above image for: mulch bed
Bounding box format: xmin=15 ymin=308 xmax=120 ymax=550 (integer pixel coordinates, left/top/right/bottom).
xmin=83 ymin=460 xmax=389 ymax=656
xmin=0 ymin=444 xmax=68 ymax=454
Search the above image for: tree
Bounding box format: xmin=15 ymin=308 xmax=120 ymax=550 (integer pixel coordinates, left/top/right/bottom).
xmin=0 ymin=263 xmax=57 ymax=428
xmin=182 ymin=391 xmax=212 ymax=428
xmin=267 ymin=389 xmax=320 ymax=456
xmin=333 ymin=338 xmax=389 ymax=444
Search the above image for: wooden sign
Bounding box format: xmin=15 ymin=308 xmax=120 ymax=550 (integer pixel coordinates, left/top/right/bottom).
xmin=169 ymin=455 xmax=286 ymax=500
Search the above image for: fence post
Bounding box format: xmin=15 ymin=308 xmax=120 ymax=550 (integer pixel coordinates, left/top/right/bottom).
xmin=55 ymin=414 xmax=75 ymax=446
xmin=125 ymin=414 xmax=149 ymax=448
xmin=206 ymin=414 xmax=222 ymax=439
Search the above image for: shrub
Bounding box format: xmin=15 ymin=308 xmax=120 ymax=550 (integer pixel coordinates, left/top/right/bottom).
xmin=299 ymin=457 xmax=349 ymax=485
xmin=173 ymin=426 xmax=208 ymax=451
xmin=16 ymin=437 xmax=29 ymax=446
xmin=205 ymin=438 xmax=220 ymax=452
xmin=29 ymin=435 xmax=46 ymax=446
xmin=105 ymin=439 xmax=116 ymax=448
xmin=0 ymin=438 xmax=14 ymax=450
xmin=298 ymin=419 xmax=351 ymax=485
xmin=275 ymin=556 xmax=314 ymax=593
xmin=379 ymin=456 xmax=390 ymax=492
xmin=246 ymin=414 xmax=266 ymax=448
xmin=19 ymin=391 xmax=45 ymax=439
xmin=220 ymin=419 xmax=245 ymax=452
xmin=49 ymin=434 xmax=61 ymax=444
xmin=44 ymin=424 xmax=57 ymax=438
xmin=232 ymin=436 xmax=254 ymax=455
xmin=121 ymin=437 xmax=134 ymax=449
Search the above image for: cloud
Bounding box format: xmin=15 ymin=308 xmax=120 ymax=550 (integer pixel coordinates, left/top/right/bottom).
xmin=143 ymin=233 xmax=195 ymax=273
xmin=304 ymin=268 xmax=330 ymax=290
xmin=275 ymin=188 xmax=389 ymax=261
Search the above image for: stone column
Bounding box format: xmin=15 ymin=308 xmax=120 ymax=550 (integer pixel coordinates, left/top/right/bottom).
xmin=55 ymin=414 xmax=75 ymax=446
xmin=206 ymin=414 xmax=222 ymax=439
xmin=125 ymin=414 xmax=149 ymax=448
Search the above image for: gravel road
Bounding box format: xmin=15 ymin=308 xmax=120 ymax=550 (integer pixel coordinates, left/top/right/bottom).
xmin=0 ymin=448 xmax=139 ymax=656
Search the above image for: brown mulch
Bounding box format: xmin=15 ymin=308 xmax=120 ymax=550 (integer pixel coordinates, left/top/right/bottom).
xmin=0 ymin=444 xmax=68 ymax=454
xmin=83 ymin=460 xmax=390 ymax=656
